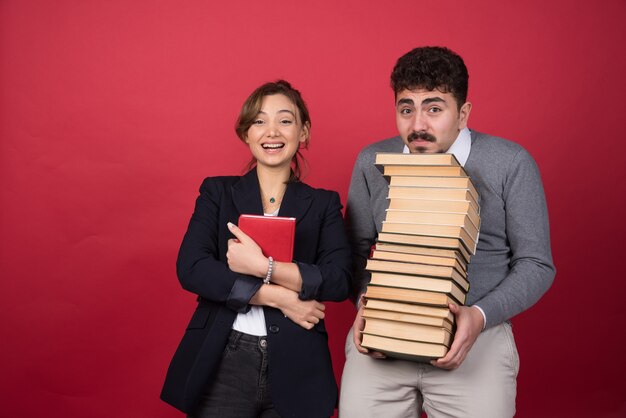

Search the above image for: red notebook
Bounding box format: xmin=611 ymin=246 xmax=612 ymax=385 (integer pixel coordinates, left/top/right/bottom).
xmin=238 ymin=214 xmax=296 ymax=262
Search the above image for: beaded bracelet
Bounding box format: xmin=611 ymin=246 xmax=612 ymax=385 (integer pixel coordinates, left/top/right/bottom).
xmin=263 ymin=256 xmax=274 ymax=284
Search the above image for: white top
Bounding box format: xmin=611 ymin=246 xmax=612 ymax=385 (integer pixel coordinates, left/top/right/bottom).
xmin=231 ymin=208 xmax=280 ymax=336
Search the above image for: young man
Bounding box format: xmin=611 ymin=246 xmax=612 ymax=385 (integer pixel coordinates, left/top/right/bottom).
xmin=339 ymin=46 xmax=555 ymax=418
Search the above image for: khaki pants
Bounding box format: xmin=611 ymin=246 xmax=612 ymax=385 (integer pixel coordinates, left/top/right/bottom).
xmin=339 ymin=322 xmax=519 ymax=418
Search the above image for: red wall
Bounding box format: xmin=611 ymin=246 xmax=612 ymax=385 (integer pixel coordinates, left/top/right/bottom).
xmin=1 ymin=1 xmax=625 ymax=417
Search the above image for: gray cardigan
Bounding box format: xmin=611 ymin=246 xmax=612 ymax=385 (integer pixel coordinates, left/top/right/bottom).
xmin=345 ymin=130 xmax=555 ymax=329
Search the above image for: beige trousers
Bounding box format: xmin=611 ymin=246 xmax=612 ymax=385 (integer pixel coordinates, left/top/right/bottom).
xmin=339 ymin=322 xmax=519 ymax=418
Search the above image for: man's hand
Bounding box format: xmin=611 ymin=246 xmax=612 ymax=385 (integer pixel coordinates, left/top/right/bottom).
xmin=431 ymin=304 xmax=484 ymax=370
xmin=352 ymin=303 xmax=386 ymax=359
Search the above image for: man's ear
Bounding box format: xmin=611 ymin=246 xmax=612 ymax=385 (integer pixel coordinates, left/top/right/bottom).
xmin=458 ymin=102 xmax=472 ymax=130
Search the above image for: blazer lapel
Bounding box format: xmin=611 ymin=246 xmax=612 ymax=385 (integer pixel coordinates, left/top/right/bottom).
xmin=278 ymin=180 xmax=313 ymax=224
xmin=231 ymin=169 xmax=264 ymax=216
xmin=232 ymin=168 xmax=313 ymax=223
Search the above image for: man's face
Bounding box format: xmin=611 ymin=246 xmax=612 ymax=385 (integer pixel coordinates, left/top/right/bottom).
xmin=395 ymin=88 xmax=471 ymax=153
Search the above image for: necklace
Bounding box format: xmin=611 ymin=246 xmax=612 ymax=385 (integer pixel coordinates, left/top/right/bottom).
xmin=261 ymin=184 xmax=287 ymax=211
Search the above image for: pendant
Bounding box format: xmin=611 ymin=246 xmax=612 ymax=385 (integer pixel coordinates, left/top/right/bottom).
xmin=269 ymin=197 xmax=275 ymax=204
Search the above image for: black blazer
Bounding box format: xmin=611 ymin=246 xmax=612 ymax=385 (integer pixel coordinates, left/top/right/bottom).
xmin=161 ymin=169 xmax=351 ymax=417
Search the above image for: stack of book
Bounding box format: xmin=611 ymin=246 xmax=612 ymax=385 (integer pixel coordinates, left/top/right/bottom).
xmin=361 ymin=152 xmax=480 ymax=362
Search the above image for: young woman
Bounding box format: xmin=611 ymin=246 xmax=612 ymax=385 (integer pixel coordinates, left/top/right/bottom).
xmin=161 ymin=80 xmax=351 ymax=418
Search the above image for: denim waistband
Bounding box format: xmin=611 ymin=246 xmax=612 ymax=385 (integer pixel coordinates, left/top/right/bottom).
xmin=228 ymin=329 xmax=268 ymax=351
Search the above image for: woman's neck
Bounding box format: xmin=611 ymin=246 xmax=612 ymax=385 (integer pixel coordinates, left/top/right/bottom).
xmin=256 ymin=165 xmax=290 ymax=214
xmin=256 ymin=165 xmax=290 ymax=190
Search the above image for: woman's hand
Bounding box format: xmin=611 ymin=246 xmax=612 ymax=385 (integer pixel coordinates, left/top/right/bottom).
xmin=226 ymin=222 xmax=268 ymax=278
xmin=277 ymin=287 xmax=325 ymax=330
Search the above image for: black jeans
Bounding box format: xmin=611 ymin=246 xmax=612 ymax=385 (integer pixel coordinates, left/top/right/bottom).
xmin=189 ymin=330 xmax=281 ymax=418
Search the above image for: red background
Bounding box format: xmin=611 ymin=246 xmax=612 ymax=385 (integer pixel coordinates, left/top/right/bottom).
xmin=1 ymin=1 xmax=625 ymax=417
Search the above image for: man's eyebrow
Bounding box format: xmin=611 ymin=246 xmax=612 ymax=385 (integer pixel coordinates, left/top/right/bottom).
xmin=421 ymin=97 xmax=446 ymax=106
xmin=396 ymin=98 xmax=414 ymax=107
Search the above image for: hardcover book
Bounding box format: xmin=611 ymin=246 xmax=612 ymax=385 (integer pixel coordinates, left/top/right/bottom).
xmin=387 ymin=187 xmax=479 ymax=213
xmin=383 ymin=165 xmax=468 ymax=177
xmin=363 ymin=308 xmax=454 ymax=332
xmin=387 ymin=198 xmax=480 ymax=227
xmin=364 ymin=298 xmax=454 ymax=322
xmin=374 ymin=242 xmax=468 ymax=270
xmin=387 ymin=176 xmax=479 ymax=202
xmin=366 ymin=258 xmax=469 ymax=290
xmin=361 ymin=333 xmax=449 ymax=362
xmin=376 ymin=232 xmax=472 ymax=263
xmin=365 ymin=284 xmax=464 ymax=306
xmin=375 ymin=152 xmax=461 ymax=167
xmin=371 ymin=249 xmax=467 ymax=275
xmin=363 ymin=317 xmax=453 ymax=346
xmin=368 ymin=270 xmax=468 ymax=299
xmin=237 ymin=214 xmax=296 ymax=262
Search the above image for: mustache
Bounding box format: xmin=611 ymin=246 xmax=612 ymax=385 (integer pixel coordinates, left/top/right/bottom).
xmin=408 ymin=131 xmax=436 ymax=143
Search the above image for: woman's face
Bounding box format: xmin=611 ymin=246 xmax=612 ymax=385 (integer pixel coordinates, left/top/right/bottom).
xmin=245 ymin=94 xmax=309 ymax=171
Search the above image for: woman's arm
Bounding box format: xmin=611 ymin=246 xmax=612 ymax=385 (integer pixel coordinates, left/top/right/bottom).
xmin=225 ymin=191 xmax=352 ymax=303
xmin=250 ymin=284 xmax=325 ymax=330
xmin=176 ymin=178 xmax=262 ymax=313
xmin=296 ymin=191 xmax=352 ymax=302
xmin=226 ymin=222 xmax=304 ymax=292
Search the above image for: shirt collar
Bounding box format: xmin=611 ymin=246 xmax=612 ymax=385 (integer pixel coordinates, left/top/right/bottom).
xmin=403 ymin=128 xmax=472 ymax=167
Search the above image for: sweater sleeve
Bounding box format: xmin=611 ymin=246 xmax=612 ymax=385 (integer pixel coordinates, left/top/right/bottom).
xmin=344 ymin=152 xmax=378 ymax=305
xmin=473 ymin=149 xmax=556 ymax=328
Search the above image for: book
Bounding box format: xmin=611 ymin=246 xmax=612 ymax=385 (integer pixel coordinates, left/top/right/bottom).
xmin=383 ymin=165 xmax=467 ymax=177
xmin=363 ymin=308 xmax=453 ymax=332
xmin=363 ymin=317 xmax=453 ymax=346
xmin=366 ymin=258 xmax=468 ymax=287
xmin=381 ymin=222 xmax=477 ymax=254
xmin=368 ymin=271 xmax=467 ymax=301
xmin=376 ymin=232 xmax=472 ymax=263
xmin=237 ymin=214 xmax=296 ymax=262
xmin=388 ymin=176 xmax=479 ymax=203
xmin=375 ymin=152 xmax=461 ymax=167
xmin=387 ymin=187 xmax=479 ymax=213
xmin=387 ymin=198 xmax=480 ymax=227
xmin=361 ymin=333 xmax=448 ymax=362
xmin=374 ymin=242 xmax=468 ymax=269
xmin=371 ymin=249 xmax=467 ymax=275
xmin=365 ymin=285 xmax=463 ymax=306
xmin=364 ymin=298 xmax=453 ymax=322
xmin=384 ymin=210 xmax=479 ymax=238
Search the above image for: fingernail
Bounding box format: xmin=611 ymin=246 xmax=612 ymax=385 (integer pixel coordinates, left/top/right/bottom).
xmin=227 ymin=222 xmax=234 ymax=229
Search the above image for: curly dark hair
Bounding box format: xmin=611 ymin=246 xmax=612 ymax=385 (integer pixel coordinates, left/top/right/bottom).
xmin=390 ymin=46 xmax=468 ymax=109
xmin=235 ymin=80 xmax=310 ymax=181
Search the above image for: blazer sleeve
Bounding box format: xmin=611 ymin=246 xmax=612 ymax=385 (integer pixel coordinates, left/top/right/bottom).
xmin=176 ymin=178 xmax=262 ymax=313
xmin=295 ymin=191 xmax=351 ymax=302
